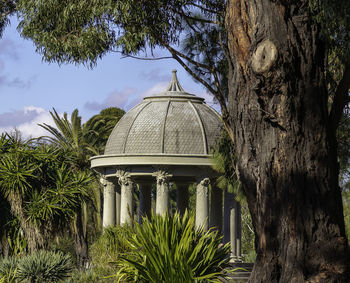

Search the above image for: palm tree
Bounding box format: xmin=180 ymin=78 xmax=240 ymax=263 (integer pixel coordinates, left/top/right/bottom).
xmin=84 ymin=107 xmax=125 ymax=154
xmin=38 ymin=107 xmax=124 ymax=268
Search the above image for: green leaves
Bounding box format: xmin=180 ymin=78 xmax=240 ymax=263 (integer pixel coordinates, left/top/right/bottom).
xmin=116 ymin=212 xmax=230 ymax=282
xmin=0 ymin=133 xmax=95 ymax=251
xmin=1 ymin=250 xmax=74 ymax=282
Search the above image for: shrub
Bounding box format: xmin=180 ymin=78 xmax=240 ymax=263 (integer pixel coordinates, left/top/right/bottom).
xmin=89 ymin=225 xmax=134 ymax=280
xmin=16 ymin=250 xmax=73 ymax=282
xmin=116 ymin=212 xmax=231 ymax=282
xmin=0 ymin=256 xmax=18 ymax=283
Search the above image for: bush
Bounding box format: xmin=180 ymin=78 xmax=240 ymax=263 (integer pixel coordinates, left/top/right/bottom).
xmin=0 ymin=256 xmax=18 ymax=283
xmin=15 ymin=250 xmax=73 ymax=282
xmin=116 ymin=212 xmax=231 ymax=282
xmin=89 ymin=225 xmax=134 ymax=280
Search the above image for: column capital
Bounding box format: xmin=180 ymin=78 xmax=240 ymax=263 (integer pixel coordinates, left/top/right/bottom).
xmin=100 ymin=175 xmax=109 ymax=187
xmin=116 ymin=170 xmax=132 ymax=186
xmin=153 ymin=170 xmax=172 ymax=186
xmin=198 ymin=177 xmax=210 ymax=187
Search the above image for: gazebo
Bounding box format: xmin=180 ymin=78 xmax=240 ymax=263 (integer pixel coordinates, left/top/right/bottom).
xmin=90 ymin=70 xmax=242 ymax=260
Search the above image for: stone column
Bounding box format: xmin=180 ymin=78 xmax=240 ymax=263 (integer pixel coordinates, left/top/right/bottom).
xmin=139 ymin=183 xmax=152 ymax=223
xmin=115 ymin=185 xmax=121 ymax=226
xmin=195 ymin=178 xmax=210 ymax=231
xmin=154 ymin=170 xmax=172 ymax=215
xmin=116 ymin=170 xmax=133 ymax=225
xmin=100 ymin=177 xmax=116 ymax=228
xmin=176 ymin=183 xmax=189 ymax=216
xmin=210 ymin=183 xmax=223 ymax=233
xmin=224 ymin=190 xmax=241 ymax=261
xmin=236 ymin=201 xmax=242 ymax=258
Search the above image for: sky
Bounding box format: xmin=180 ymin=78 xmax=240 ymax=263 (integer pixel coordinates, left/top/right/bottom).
xmin=0 ymin=17 xmax=218 ymax=138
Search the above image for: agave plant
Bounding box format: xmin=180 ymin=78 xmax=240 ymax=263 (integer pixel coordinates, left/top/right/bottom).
xmin=16 ymin=250 xmax=73 ymax=282
xmin=0 ymin=256 xmax=18 ymax=283
xmin=116 ymin=212 xmax=231 ymax=282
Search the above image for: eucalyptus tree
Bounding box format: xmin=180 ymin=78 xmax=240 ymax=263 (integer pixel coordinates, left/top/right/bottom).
xmin=1 ymin=0 xmax=350 ymax=281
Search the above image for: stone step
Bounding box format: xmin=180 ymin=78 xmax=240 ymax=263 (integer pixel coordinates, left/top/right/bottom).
xmin=224 ymin=263 xmax=254 ymax=282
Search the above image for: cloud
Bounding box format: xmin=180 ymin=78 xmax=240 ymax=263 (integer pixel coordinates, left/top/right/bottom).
xmin=83 ymin=81 xmax=221 ymax=115
xmin=0 ymin=39 xmax=34 ymax=89
xmin=84 ymin=87 xmax=137 ymax=112
xmin=138 ymin=69 xmax=171 ymax=82
xmin=0 ymin=106 xmax=56 ymax=138
xmin=0 ymin=75 xmax=33 ymax=89
xmin=0 ymin=39 xmax=19 ymax=60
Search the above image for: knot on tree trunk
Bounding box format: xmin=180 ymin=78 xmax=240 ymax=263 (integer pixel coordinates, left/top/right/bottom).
xmin=251 ymin=39 xmax=277 ymax=74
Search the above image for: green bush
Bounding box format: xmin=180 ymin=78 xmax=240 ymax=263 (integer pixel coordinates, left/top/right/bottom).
xmin=16 ymin=250 xmax=73 ymax=282
xmin=0 ymin=256 xmax=18 ymax=283
xmin=89 ymin=225 xmax=134 ymax=280
xmin=64 ymin=269 xmax=100 ymax=283
xmin=116 ymin=212 xmax=231 ymax=282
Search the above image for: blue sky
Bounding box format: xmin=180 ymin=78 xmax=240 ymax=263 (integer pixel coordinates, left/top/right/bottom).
xmin=0 ymin=17 xmax=217 ymax=138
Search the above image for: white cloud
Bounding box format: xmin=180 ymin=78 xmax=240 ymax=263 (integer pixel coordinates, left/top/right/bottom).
xmin=0 ymin=106 xmax=57 ymax=138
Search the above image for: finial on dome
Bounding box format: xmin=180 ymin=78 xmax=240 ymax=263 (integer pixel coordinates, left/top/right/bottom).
xmin=165 ymin=69 xmax=185 ymax=92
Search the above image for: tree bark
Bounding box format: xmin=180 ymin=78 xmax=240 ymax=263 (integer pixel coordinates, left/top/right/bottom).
xmin=73 ymin=207 xmax=89 ymax=269
xmin=7 ymin=192 xmax=45 ymax=253
xmin=225 ymin=1 xmax=349 ymax=282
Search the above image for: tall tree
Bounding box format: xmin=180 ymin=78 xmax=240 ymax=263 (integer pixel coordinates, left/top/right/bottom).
xmin=0 ymin=133 xmax=92 ymax=254
xmin=39 ymin=107 xmax=124 ymax=267
xmin=1 ymin=1 xmax=350 ymax=281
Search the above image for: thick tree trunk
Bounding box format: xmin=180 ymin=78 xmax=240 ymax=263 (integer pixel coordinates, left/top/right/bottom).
xmin=225 ymin=1 xmax=349 ymax=282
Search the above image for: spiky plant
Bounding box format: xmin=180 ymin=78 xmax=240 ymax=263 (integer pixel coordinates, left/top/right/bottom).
xmin=16 ymin=250 xmax=73 ymax=282
xmin=0 ymin=256 xmax=18 ymax=283
xmin=116 ymin=212 xmax=231 ymax=282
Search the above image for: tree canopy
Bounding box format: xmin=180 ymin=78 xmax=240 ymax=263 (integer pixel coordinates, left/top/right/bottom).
xmin=1 ymin=1 xmax=350 ymax=281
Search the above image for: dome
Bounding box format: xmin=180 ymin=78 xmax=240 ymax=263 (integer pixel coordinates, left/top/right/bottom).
xmin=91 ymin=70 xmax=223 ymax=169
xmin=104 ymin=70 xmax=222 ymax=156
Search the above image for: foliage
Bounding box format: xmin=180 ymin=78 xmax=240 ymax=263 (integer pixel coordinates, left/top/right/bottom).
xmin=15 ymin=250 xmax=73 ymax=282
xmin=89 ymin=225 xmax=134 ymax=279
xmin=84 ymin=107 xmax=125 ymax=154
xmin=210 ymin=130 xmax=242 ymax=200
xmin=39 ymin=108 xmax=95 ymax=170
xmin=38 ymin=107 xmax=124 ymax=267
xmin=0 ymin=250 xmax=73 ymax=282
xmin=0 ymin=0 xmax=16 ymax=37
xmin=337 ymin=111 xmax=350 ymax=190
xmin=240 ymin=203 xmax=255 ymax=263
xmin=116 ymin=212 xmax=231 ymax=283
xmin=64 ymin=269 xmax=100 ymax=283
xmin=342 ymin=189 xmax=350 ymax=243
xmin=0 ymin=256 xmax=18 ymax=283
xmin=309 ymin=0 xmax=350 ymax=61
xmin=0 ymin=133 xmax=93 ymax=252
xmin=210 ymin=131 xmax=255 ymax=260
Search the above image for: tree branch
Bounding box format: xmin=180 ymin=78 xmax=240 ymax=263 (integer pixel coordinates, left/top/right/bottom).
xmin=112 ymin=51 xmax=173 ymax=61
xmin=330 ymin=63 xmax=350 ymax=129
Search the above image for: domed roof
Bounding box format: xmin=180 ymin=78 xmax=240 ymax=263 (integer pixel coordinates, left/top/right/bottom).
xmin=104 ymin=70 xmax=222 ymax=156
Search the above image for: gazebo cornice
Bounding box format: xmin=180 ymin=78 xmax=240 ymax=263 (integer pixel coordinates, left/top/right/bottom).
xmin=90 ymin=153 xmax=214 ymax=168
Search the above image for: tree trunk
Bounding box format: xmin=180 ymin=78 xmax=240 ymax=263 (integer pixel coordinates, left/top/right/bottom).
xmin=7 ymin=192 xmax=45 ymax=253
xmin=225 ymin=1 xmax=349 ymax=282
xmin=73 ymin=207 xmax=89 ymax=269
